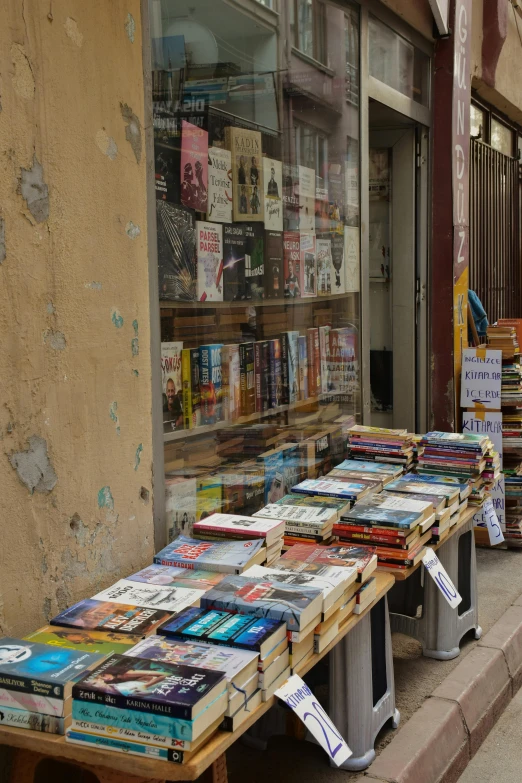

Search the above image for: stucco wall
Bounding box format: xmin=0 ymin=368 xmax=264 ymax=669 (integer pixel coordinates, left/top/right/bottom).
xmin=0 ymin=0 xmax=154 ymax=637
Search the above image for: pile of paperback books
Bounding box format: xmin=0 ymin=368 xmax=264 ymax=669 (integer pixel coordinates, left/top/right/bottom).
xmin=347 ymin=425 xmax=417 ymax=471
xmin=192 ymin=512 xmax=285 ymax=565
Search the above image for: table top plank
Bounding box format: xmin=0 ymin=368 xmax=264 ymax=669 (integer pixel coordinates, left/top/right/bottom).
xmin=0 ymin=573 xmax=395 ymax=781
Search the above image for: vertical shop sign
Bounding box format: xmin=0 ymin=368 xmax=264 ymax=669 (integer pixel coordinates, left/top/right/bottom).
xmin=452 ymin=0 xmax=472 ymax=414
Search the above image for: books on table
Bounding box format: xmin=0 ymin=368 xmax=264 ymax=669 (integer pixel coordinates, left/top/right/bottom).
xmin=154 ymin=534 xmax=266 ymax=573
xmin=193 ymin=513 xmax=284 ymax=547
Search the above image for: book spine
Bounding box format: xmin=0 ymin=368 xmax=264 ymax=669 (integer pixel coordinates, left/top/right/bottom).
xmin=280 ymin=333 xmax=289 ymax=405
xmin=194 ymin=525 xmax=267 ymax=539
xmin=201 ymin=597 xmax=298 ymax=631
xmin=72 ymin=686 xmax=193 ymax=720
xmin=284 ymin=531 xmax=327 ymax=542
xmin=284 ymin=523 xmax=329 ymax=536
xmin=307 ymin=329 xmax=317 ymax=396
xmin=0 ymin=687 xmax=65 ymax=717
xmin=71 ymin=719 xmax=191 ymax=750
xmin=254 ymin=342 xmax=262 ymax=414
xmin=0 ymin=706 xmax=66 ymax=734
xmin=261 ymin=341 xmax=270 ymax=411
xmin=339 ymin=531 xmax=410 ymax=546
xmin=72 ymin=699 xmax=195 ymax=742
xmin=182 ymin=349 xmax=193 ymax=430
xmin=221 ymin=347 xmax=230 ymax=422
xmin=268 ymin=341 xmax=277 ymax=408
xmin=153 ymin=556 xmax=196 ymax=570
xmin=239 ymin=343 xmax=247 ymax=417
xmin=0 ymin=674 xmax=64 ymax=700
xmin=298 ymin=336 xmax=308 ymax=400
xmin=319 ymin=326 xmax=330 ymax=394
xmin=66 ymin=729 xmax=185 ymax=763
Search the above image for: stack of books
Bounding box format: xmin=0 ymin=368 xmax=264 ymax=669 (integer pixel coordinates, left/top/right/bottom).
xmin=487 ymin=324 xmax=520 ymax=363
xmin=381 ymin=475 xmax=466 ymax=529
xmin=328 ymin=458 xmax=403 ymax=485
xmin=334 ymin=493 xmax=435 ymax=570
xmin=153 ymin=534 xmax=268 ymax=574
xmin=347 ymin=425 xmax=416 ymax=471
xmin=193 ymin=513 xmax=285 ymax=566
xmin=67 ymin=653 xmax=228 ymax=762
xmin=0 ymin=638 xmax=104 ymax=735
xmin=253 ymin=499 xmax=344 ymax=547
xmin=289 ymin=477 xmax=371 ymax=505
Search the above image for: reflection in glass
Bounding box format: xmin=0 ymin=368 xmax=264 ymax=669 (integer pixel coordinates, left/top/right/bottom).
xmin=470 ymin=104 xmax=484 ymax=138
xmin=369 ymin=15 xmax=429 ymax=106
xmin=491 ymin=118 xmax=513 ymax=157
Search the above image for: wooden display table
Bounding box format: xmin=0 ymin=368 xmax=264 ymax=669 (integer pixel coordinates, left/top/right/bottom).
xmin=0 ymin=573 xmax=395 ymax=783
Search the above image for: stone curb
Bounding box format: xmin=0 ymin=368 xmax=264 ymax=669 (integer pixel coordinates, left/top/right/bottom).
xmin=352 ymin=591 xmax=522 ymax=783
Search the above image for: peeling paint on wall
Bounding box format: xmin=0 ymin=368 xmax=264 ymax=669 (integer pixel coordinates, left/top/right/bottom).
xmin=0 ymin=217 xmax=5 ymax=263
xmin=134 ymin=443 xmax=143 ymax=470
xmin=96 ymin=129 xmax=118 ymax=160
xmin=46 ymin=302 xmax=55 ymax=314
xmin=19 ymin=156 xmax=49 ymax=223
xmin=109 ymin=401 xmax=120 ymax=435
xmin=111 ymin=309 xmax=124 ymax=328
xmin=125 ymin=221 xmax=141 ymax=239
xmin=44 ymin=329 xmax=66 ymax=350
xmin=85 ymin=281 xmax=102 ymax=291
xmin=132 ymin=319 xmax=139 ymax=336
xmin=120 ymin=103 xmax=142 ymax=164
xmin=64 ymin=17 xmax=84 ymax=47
xmin=139 ymin=486 xmax=150 ymax=504
xmin=124 ymin=13 xmax=136 ymax=43
xmin=9 ymin=435 xmax=58 ymax=494
xmin=11 ymin=43 xmax=35 ymax=99
xmin=132 ymin=369 xmax=139 ymax=377
xmin=97 ymin=486 xmax=114 ymax=511
xmin=131 ymin=337 xmax=139 ymax=356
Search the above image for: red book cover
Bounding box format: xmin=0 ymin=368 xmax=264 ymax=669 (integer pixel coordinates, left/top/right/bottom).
xmin=283 ymin=231 xmax=302 ymax=299
xmin=181 ymin=120 xmax=208 ymax=212
xmin=279 ymin=542 xmax=377 ymax=580
xmin=254 ymin=341 xmax=263 ymax=414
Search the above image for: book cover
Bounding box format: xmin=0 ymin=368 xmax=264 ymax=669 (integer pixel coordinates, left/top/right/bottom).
xmin=243 ymin=564 xmax=355 ymax=599
xmin=291 ymin=478 xmax=366 ymax=500
xmin=155 ymin=138 xmax=181 ymax=204
xmin=254 ymin=341 xmax=263 ymax=414
xmin=225 ymin=127 xmax=263 ymax=222
xmin=194 ymin=513 xmax=284 ymax=540
xmin=307 ymin=327 xmax=321 ymax=397
xmin=316 ymin=237 xmax=332 ymax=296
xmin=244 ymin=223 xmax=265 ymax=300
xmin=166 ymin=476 xmax=197 ymax=541
xmin=127 ymin=565 xmax=225 ymax=592
xmin=71 ymin=699 xmax=199 ymax=743
xmin=257 ymin=449 xmax=285 ymax=504
xmin=222 ymin=344 xmax=240 ymax=421
xmin=23 ymin=627 xmax=141 ymax=657
xmin=264 ymin=230 xmax=284 ymax=300
xmin=196 ymin=221 xmax=223 ymax=302
xmin=279 ymin=543 xmax=377 ymax=576
xmin=160 ymin=609 xmax=285 ymax=654
xmin=66 ymin=728 xmax=187 ymax=761
xmin=0 ymin=687 xmax=66 ymax=718
xmin=181 ymin=120 xmax=208 ymax=213
xmin=275 ymin=494 xmax=348 ymax=514
xmin=50 ymin=601 xmax=171 ymax=636
xmin=223 ymin=224 xmax=247 ymax=301
xmin=200 ymin=574 xmax=322 ymax=631
xmin=255 ymin=504 xmax=333 ymax=525
xmin=153 ymin=535 xmax=264 ymax=573
xmin=162 ymin=342 xmax=184 ymax=431
xmin=283 ymin=231 xmax=302 ymax=298
xmin=298 ymin=336 xmax=309 ymax=400
xmin=0 ymin=639 xmax=103 ymax=700
xmin=196 ymin=475 xmax=223 ymax=522
xmin=181 ymin=348 xmax=201 ymax=430
xmin=0 ymin=706 xmax=65 ymax=734
xmin=92 ymin=579 xmax=203 ymax=614
xmin=280 ymin=333 xmax=289 ymax=405
xmin=239 ymin=342 xmax=256 ymax=416
xmin=298 ymin=166 xmax=316 ymax=231
xmin=318 ymin=325 xmax=331 ymax=394
xmin=284 ymin=331 xmax=300 ymax=404
xmin=268 ymin=339 xmax=282 ymax=408
xmin=207 ymin=146 xmax=232 ymax=223
xmin=343 ymin=506 xmax=425 ymax=529
xmin=282 ymin=163 xmax=300 ymax=230
xmin=199 ymin=344 xmax=223 ymax=424
xmin=330 ymin=231 xmax=346 ymax=295
xmin=73 ymin=655 xmax=226 ymax=719
xmin=300 ymin=231 xmax=317 ymax=297
xmin=279 ymin=444 xmax=304 ymax=496
xmin=335 ymin=327 xmax=358 ymax=397
xmin=156 ymin=202 xmax=197 ymax=301
xmin=263 ymin=158 xmax=283 ymax=231
xmin=335 ymin=459 xmax=401 ymax=475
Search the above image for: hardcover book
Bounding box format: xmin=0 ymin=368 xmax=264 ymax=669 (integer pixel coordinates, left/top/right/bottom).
xmin=225 ymin=127 xmax=263 ymax=222
xmin=263 ymin=158 xmax=283 ymax=231
xmin=300 ymin=231 xmax=317 ymax=297
xmin=282 ymin=163 xmax=300 ymax=231
xmin=283 ymin=231 xmax=302 ymax=298
xmin=193 ymin=513 xmax=284 ymax=545
xmin=199 ymin=344 xmax=223 ymax=424
xmin=23 ymin=627 xmax=141 ymax=657
xmin=298 ymin=166 xmax=315 ymax=231
xmin=264 ymin=230 xmax=284 ymax=299
xmin=223 ymin=224 xmax=247 ymax=301
xmin=200 ymin=574 xmax=323 ymax=631
xmin=50 ymin=601 xmax=171 ymax=636
xmin=316 ymin=237 xmax=332 ymax=295
xmin=244 ymin=223 xmax=265 ymax=300
xmin=162 ymin=342 xmax=184 ymax=431
xmin=153 ymin=535 xmax=264 ymax=573
xmin=196 ymin=221 xmax=223 ymax=302
xmin=156 ymin=202 xmax=197 ymax=301
xmin=73 ymin=654 xmax=226 ymax=720
xmin=181 ymin=120 xmax=208 ymax=213
xmin=207 ymin=146 xmax=232 ymax=223
xmin=127 ymin=565 xmax=225 ymax=592
xmin=92 ymin=579 xmax=203 ymax=614
xmin=181 ymin=348 xmax=201 ymax=430
xmin=0 ymin=638 xmax=104 ymax=700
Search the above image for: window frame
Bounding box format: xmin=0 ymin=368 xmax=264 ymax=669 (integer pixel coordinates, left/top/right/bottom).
xmin=470 ymin=96 xmax=519 ymax=158
xmin=291 ymin=0 xmax=328 ymax=66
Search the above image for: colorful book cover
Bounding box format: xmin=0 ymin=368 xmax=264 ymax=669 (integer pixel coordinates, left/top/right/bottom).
xmin=222 ymin=344 xmax=240 ymax=421
xmin=73 ymin=655 xmax=226 ymax=719
xmin=280 ymin=332 xmax=289 ymax=405
xmin=263 ymin=158 xmax=283 ymax=231
xmin=335 ymin=327 xmax=358 ymax=397
xmin=239 ymin=342 xmax=256 ymax=416
xmin=153 ymin=535 xmax=264 ymax=573
xmin=180 ymin=120 xmax=208 ymax=213
xmin=291 ymin=478 xmax=366 ymax=500
xmin=275 ymin=494 xmax=348 ymax=513
xmin=282 ymin=163 xmax=300 ymax=231
xmin=67 ymin=728 xmax=187 ymax=761
xmin=335 ymin=459 xmax=401 ymax=475
xmin=199 ymin=344 xmax=223 ymax=424
xmin=156 ymin=202 xmax=197 ymax=302
xmin=316 ymin=237 xmax=332 ymax=295
xmin=278 ymin=543 xmax=377 ymax=575
xmin=200 ymin=574 xmax=322 ymax=631
xmin=22 ymin=627 xmax=141 ymax=657
xmin=71 ymin=699 xmax=198 ymax=743
xmin=264 ymin=230 xmax=284 ymax=299
xmin=196 ymin=475 xmax=223 ymax=522
xmin=279 ymin=443 xmax=303 ymax=496
xmin=257 ymin=449 xmax=285 ymax=504
xmin=385 ymin=479 xmax=457 ymax=499
xmin=255 ymin=504 xmax=333 ymax=525
xmin=298 ymin=336 xmax=308 ymax=400
xmin=223 ymin=223 xmax=247 ymax=301
xmin=244 ymin=223 xmax=265 ymax=300
xmin=92 ymin=579 xmax=203 ymax=614
xmin=162 ymin=342 xmax=184 ymax=431
xmin=196 ymin=221 xmax=223 ymax=302
xmin=283 ymin=231 xmax=302 ymax=298
xmin=194 ymin=513 xmax=284 ymax=540
xmin=181 ymin=348 xmax=201 ymax=430
xmin=225 ymin=127 xmax=263 ymax=222
xmin=300 ymin=231 xmax=317 ymax=297
xmin=160 ymin=609 xmax=285 ymax=654
xmin=318 ymin=325 xmax=331 ymax=394
xmin=298 ymin=166 xmax=316 ymax=231
xmin=166 ymin=476 xmax=197 ymax=541
xmin=50 ymin=601 xmax=171 ymax=636
xmin=207 ymin=146 xmax=232 ymax=223
xmin=127 ymin=565 xmax=225 ymax=592
xmin=0 ymin=638 xmax=104 ymax=700
xmin=0 ymin=706 xmax=65 ymax=734
xmin=343 ymin=505 xmax=426 ymax=529
xmin=284 ymin=331 xmax=300 ymax=404
xmin=330 ymin=231 xmax=346 ymax=295
xmin=307 ymin=327 xmax=321 ymax=396
xmin=243 ymin=564 xmax=355 ymax=598
xmin=0 ymin=687 xmax=65 ymax=718
xmin=268 ymin=339 xmax=282 ymax=408
xmin=254 ymin=341 xmax=264 ymax=414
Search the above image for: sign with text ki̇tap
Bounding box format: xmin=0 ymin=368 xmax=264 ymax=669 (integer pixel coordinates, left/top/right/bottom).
xmin=460 ymin=348 xmax=502 ymax=410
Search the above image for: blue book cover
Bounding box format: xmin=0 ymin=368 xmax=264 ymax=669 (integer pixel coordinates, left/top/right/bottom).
xmin=72 ymin=699 xmax=196 ymax=741
xmin=0 ymin=638 xmax=104 ymax=700
xmin=342 ymin=505 xmax=422 ymax=529
xmin=291 ymin=478 xmax=367 ymax=500
xmin=199 ymin=344 xmax=223 ymax=424
xmin=257 ymin=450 xmax=284 ymax=504
xmin=200 ymin=574 xmax=322 ymax=631
xmin=153 ymin=535 xmax=264 ymax=573
xmin=50 ymin=599 xmax=171 ymax=636
xmin=402 ymin=473 xmax=469 ymax=491
xmin=67 ymin=728 xmax=185 ymax=762
xmin=335 ymin=459 xmax=401 ymax=475
xmin=73 ymin=654 xmax=227 ymax=720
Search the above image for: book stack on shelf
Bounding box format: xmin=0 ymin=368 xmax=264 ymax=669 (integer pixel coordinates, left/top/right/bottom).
xmin=329 ymin=458 xmax=404 ymax=484
xmin=347 ymin=426 xmax=417 ymax=471
xmin=289 ymin=477 xmax=372 ymax=505
xmin=192 ymin=513 xmax=285 ymax=566
xmin=380 ymin=474 xmax=467 ymax=530
xmin=253 ymin=497 xmax=348 ymax=547
xmin=153 ymin=535 xmax=268 ymax=574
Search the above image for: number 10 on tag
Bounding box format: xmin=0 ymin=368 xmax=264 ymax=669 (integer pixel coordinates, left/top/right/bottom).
xmin=422 ymin=547 xmax=462 ymax=609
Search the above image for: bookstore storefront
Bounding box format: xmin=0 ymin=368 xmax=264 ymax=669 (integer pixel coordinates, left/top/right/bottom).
xmin=150 ymin=0 xmax=433 ymax=544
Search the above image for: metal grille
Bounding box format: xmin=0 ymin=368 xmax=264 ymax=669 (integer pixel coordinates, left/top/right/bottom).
xmin=469 ymin=139 xmax=521 ymax=324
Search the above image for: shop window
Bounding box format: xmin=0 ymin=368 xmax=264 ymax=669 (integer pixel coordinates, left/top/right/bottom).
xmin=345 ymin=6 xmax=359 ymax=108
xmin=491 ymin=117 xmax=514 ymax=157
xmin=368 ymin=15 xmax=429 ymax=106
xmin=470 ymin=104 xmax=484 ymax=138
xmin=290 ymin=0 xmax=327 ymax=65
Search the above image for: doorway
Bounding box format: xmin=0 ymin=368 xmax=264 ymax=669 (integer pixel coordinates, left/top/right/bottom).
xmin=367 ymin=100 xmax=428 ymax=432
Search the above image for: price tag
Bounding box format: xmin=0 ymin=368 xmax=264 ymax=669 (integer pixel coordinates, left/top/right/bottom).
xmin=422 ymin=547 xmax=462 ymax=609
xmin=275 ymin=674 xmax=352 ymax=767
xmin=483 ymin=497 xmax=505 ymax=545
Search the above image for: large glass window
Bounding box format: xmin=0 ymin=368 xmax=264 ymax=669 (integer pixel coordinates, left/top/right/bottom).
xmin=369 ymin=15 xmax=429 ymax=106
xmin=150 ymin=0 xmax=361 ymax=542
xmin=491 ymin=117 xmax=514 ymax=157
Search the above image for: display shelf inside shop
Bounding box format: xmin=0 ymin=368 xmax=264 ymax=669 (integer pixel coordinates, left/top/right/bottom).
xmin=160 ymin=293 xmax=353 ymax=310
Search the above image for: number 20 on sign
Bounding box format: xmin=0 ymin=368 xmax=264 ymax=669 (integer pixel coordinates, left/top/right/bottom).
xmin=422 ymin=548 xmax=462 ymax=609
xmin=275 ymin=675 xmax=352 ymax=766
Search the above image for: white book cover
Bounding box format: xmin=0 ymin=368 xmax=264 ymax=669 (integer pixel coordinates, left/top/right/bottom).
xmin=263 ymin=158 xmax=283 ymax=231
xmin=393 ymin=482 xmax=455 ymax=497
xmin=194 ymin=513 xmax=284 ymax=538
xmin=344 ymin=225 xmax=360 ymax=293
xmin=298 ymin=166 xmax=315 ymax=231
xmin=300 ymin=231 xmax=316 ymax=297
xmin=196 ymin=221 xmax=223 ymax=302
xmin=243 ymin=564 xmax=354 ymax=598
xmin=165 ymin=477 xmax=197 ymax=541
xmin=207 ymin=147 xmax=232 ymax=223
xmin=254 ymin=504 xmax=333 ymax=525
xmin=371 ymin=496 xmax=433 ymax=514
xmin=316 ymin=238 xmax=332 ymax=295
xmin=92 ymin=579 xmax=203 ymax=613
